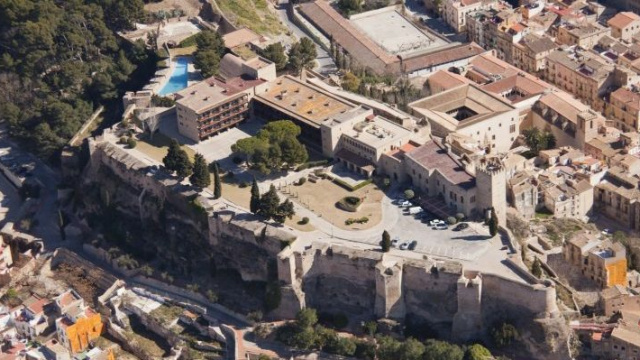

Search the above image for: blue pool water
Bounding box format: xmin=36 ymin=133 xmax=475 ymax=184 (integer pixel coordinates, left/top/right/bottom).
xmin=158 ymin=57 xmax=190 ymax=95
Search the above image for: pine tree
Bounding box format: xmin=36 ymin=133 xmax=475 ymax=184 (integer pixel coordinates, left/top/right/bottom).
xmin=381 ymin=230 xmax=391 ymax=252
xmin=531 ymin=258 xmax=542 ymax=278
xmin=190 ymin=153 xmax=211 ymax=189
xmin=213 ymin=161 xmax=221 ymax=199
xmin=275 ymin=199 xmax=295 ymax=224
xmin=489 ymin=207 xmax=499 ymax=237
xmin=250 ymin=177 xmax=260 ymax=214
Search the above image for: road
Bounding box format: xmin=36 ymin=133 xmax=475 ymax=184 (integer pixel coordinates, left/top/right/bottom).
xmin=0 ymin=126 xmax=63 ymax=249
xmin=274 ymin=7 xmax=337 ymax=75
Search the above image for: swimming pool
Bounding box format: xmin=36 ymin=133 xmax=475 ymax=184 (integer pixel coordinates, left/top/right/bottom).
xmin=158 ymin=57 xmax=190 ymax=96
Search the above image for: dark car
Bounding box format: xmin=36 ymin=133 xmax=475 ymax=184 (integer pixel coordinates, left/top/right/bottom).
xmin=453 ymin=223 xmax=469 ymax=231
xmin=408 ymin=240 xmax=418 ymax=250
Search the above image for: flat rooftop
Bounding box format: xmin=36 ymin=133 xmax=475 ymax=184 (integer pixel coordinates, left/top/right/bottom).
xmin=255 ymin=76 xmax=356 ymax=128
xmin=328 ymin=110 xmax=413 ymax=149
xmin=175 ymin=76 xmax=265 ymax=113
xmin=350 ymin=7 xmax=448 ymax=56
xmin=406 ymin=140 xmax=476 ymax=190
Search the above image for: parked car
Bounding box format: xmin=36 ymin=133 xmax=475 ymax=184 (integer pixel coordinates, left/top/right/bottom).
xmin=429 ymin=219 xmax=445 ymax=226
xmin=399 ymin=242 xmax=410 ymax=250
xmin=602 ymin=228 xmax=612 ymax=235
xmin=391 ymin=239 xmax=400 ymax=247
xmin=398 ymin=201 xmax=412 ymax=207
xmin=407 ymin=206 xmax=423 ymax=215
xmin=453 ymin=223 xmax=469 ymax=231
xmin=434 ymin=223 xmax=448 ymax=230
xmin=408 ymin=240 xmax=418 ymax=250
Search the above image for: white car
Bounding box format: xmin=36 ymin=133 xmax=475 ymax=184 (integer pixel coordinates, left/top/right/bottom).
xmin=429 ymin=219 xmax=445 ymax=226
xmin=391 ymin=239 xmax=400 ymax=247
xmin=434 ymin=223 xmax=448 ymax=230
xmin=399 ymin=242 xmax=410 ymax=250
xmin=398 ymin=201 xmax=412 ymax=207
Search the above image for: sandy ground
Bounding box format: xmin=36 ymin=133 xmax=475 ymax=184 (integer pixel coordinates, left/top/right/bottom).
xmin=283 ymin=179 xmax=384 ymax=231
xmin=144 ymin=0 xmax=202 ymax=17
xmin=219 ymin=182 xmax=315 ymax=232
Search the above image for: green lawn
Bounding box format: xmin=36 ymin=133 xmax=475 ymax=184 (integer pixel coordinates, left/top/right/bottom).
xmin=136 ymin=132 xmax=196 ymax=163
xmin=216 ymin=0 xmax=287 ymax=36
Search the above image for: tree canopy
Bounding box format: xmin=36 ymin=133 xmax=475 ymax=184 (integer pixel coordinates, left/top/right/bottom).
xmin=163 ymin=139 xmax=192 ymax=178
xmin=288 ymin=38 xmax=317 ymax=74
xmin=254 ymin=184 xmax=296 ymax=223
xmin=190 ymin=153 xmax=210 ymax=189
xmin=193 ymin=30 xmax=226 ymax=78
xmin=231 ymin=120 xmax=308 ymax=174
xmin=522 ymin=127 xmax=556 ymax=156
xmin=0 ymin=0 xmax=149 ymax=159
xmin=261 ymin=42 xmax=288 ymax=71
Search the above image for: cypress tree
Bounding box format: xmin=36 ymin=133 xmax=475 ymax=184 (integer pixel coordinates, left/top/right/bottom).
xmin=213 ymin=161 xmax=221 ymax=199
xmin=163 ymin=139 xmax=181 ymax=171
xmin=489 ymin=207 xmax=499 ymax=237
xmin=250 ymin=177 xmax=260 ymax=214
xmin=190 ymin=153 xmax=211 ymax=189
xmin=175 ymin=149 xmax=192 ymax=178
xmin=381 ymin=230 xmax=391 ymax=252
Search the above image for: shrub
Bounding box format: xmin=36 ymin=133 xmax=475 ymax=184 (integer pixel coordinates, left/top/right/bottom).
xmin=179 ymin=34 xmax=199 ymax=47
xmin=382 ymin=177 xmax=391 ymax=188
xmin=447 ymin=216 xmax=457 ymax=225
xmin=119 ymin=136 xmax=128 ymax=144
xmin=127 ymin=138 xmax=137 ymax=149
xmin=338 ymin=196 xmax=362 ymax=212
xmin=248 ymin=310 xmax=263 ymax=322
xmin=492 ymin=322 xmax=519 ymax=347
xmin=333 ymin=178 xmax=373 ymax=192
xmin=345 ymin=217 xmax=369 ymax=225
xmin=298 ymin=217 xmax=310 ymax=225
xmin=404 ymin=189 xmax=415 ymax=200
xmin=455 ymin=213 xmax=465 ymax=221
xmin=298 ymin=177 xmax=307 ymax=185
xmin=332 ymin=313 xmax=348 ymax=329
xmin=239 ymin=181 xmax=249 ymax=188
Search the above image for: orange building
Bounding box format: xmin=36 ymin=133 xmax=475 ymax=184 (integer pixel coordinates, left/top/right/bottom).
xmin=564 ymin=232 xmax=627 ymax=288
xmin=54 ymin=290 xmax=105 ymax=354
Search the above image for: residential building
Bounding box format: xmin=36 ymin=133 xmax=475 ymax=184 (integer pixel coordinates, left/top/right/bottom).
xmin=608 ymin=12 xmax=640 ymax=43
xmin=175 ymin=75 xmax=267 ymax=142
xmin=319 ymin=107 xmax=416 ymax=177
xmin=222 ymin=27 xmax=269 ymax=53
xmin=409 ymin=83 xmax=520 ymax=153
xmin=608 ymin=87 xmax=640 ymax=132
xmin=531 ymin=91 xmax=603 ymax=150
xmin=555 ymin=22 xmax=610 ymax=49
xmin=594 ymin=166 xmax=640 ymax=231
xmin=539 ymin=176 xmax=593 ymax=219
xmin=443 ymin=0 xmax=493 ymax=33
xmin=466 ymin=6 xmax=523 ymax=62
xmin=26 ymin=339 xmax=70 ymax=360
xmin=507 ymin=170 xmax=538 ymax=219
xmin=512 ymin=34 xmax=557 ymax=73
xmin=545 ymin=48 xmax=639 ymax=112
xmin=564 ymin=231 xmax=627 ymax=288
xmin=217 ymin=53 xmax=276 ymax=82
xmin=54 ymin=290 xmax=104 ymax=354
xmin=585 ymin=310 xmax=640 ymax=359
xmin=11 ymin=295 xmax=51 ymax=339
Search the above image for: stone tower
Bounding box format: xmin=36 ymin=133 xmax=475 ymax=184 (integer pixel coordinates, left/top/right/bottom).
xmin=475 ymin=157 xmax=507 ymax=226
xmin=452 ymin=271 xmax=483 ymax=342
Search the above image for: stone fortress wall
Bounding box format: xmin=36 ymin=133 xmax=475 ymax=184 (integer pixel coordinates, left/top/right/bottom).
xmin=85 ymin=136 xmax=569 ymax=359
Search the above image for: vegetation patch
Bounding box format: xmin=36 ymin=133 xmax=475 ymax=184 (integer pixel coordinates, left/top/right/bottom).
xmin=337 ymin=196 xmax=362 ymax=212
xmin=345 ymin=217 xmax=369 ymax=225
xmin=216 ymin=0 xmax=287 ymax=36
xmin=332 ymin=178 xmax=373 ymax=192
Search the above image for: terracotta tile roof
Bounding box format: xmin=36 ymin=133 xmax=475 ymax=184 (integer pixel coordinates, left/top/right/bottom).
xmin=428 ymin=70 xmax=469 ymax=91
xmin=298 ymin=0 xmax=395 ymax=74
xmin=612 ymin=87 xmax=640 ymax=112
xmin=539 ymin=91 xmax=592 ymax=124
xmin=608 ymin=12 xmax=640 ymax=30
xmin=406 ymin=140 xmax=475 ymax=190
xmin=402 ymin=43 xmax=485 ymax=74
xmin=23 ymin=295 xmax=48 ymax=315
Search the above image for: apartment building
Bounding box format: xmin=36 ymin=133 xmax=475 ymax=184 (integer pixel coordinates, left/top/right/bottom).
xmin=544 ymin=48 xmax=638 ymax=112
xmin=11 ymin=295 xmax=52 ymax=339
xmin=564 ymin=231 xmax=627 ymax=288
xmin=175 ymin=76 xmax=267 ymax=142
xmin=539 ymin=176 xmax=593 ymax=219
xmin=595 ymin=166 xmax=640 ymax=231
xmin=555 ymin=22 xmax=610 ymax=49
xmin=608 ymin=12 xmax=640 ymax=43
xmin=466 ymin=6 xmax=523 ymax=62
xmin=409 ymin=83 xmax=520 ymax=153
xmin=54 ymin=290 xmax=104 ymax=354
xmin=443 ymin=0 xmax=494 ymax=33
xmin=512 ymin=34 xmax=557 ymax=73
xmin=507 ymin=170 xmax=538 ymax=219
xmin=608 ymin=87 xmax=640 ymax=132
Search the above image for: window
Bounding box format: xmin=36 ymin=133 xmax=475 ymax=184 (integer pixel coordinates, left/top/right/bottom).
xmin=471 ymin=196 xmax=476 ymax=203
xmin=510 ymin=124 xmax=516 ymax=133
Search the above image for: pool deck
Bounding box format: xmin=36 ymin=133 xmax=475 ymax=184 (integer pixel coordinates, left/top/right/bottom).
xmin=147 ymin=57 xmax=201 ymax=96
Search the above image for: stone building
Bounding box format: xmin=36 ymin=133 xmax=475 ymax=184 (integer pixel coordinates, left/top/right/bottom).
xmin=531 ymin=91 xmax=603 ymax=150
xmin=512 ymin=34 xmax=557 ymax=74
xmin=555 ymin=22 xmax=610 ymax=49
xmin=608 ymin=12 xmax=640 ymax=43
xmin=563 ymin=232 xmax=627 ymax=288
xmin=507 ymin=171 xmax=538 ymax=219
xmin=443 ymin=0 xmax=495 ymax=33
xmin=409 ymin=83 xmax=520 ymax=153
xmin=608 ymin=87 xmax=640 ymax=132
